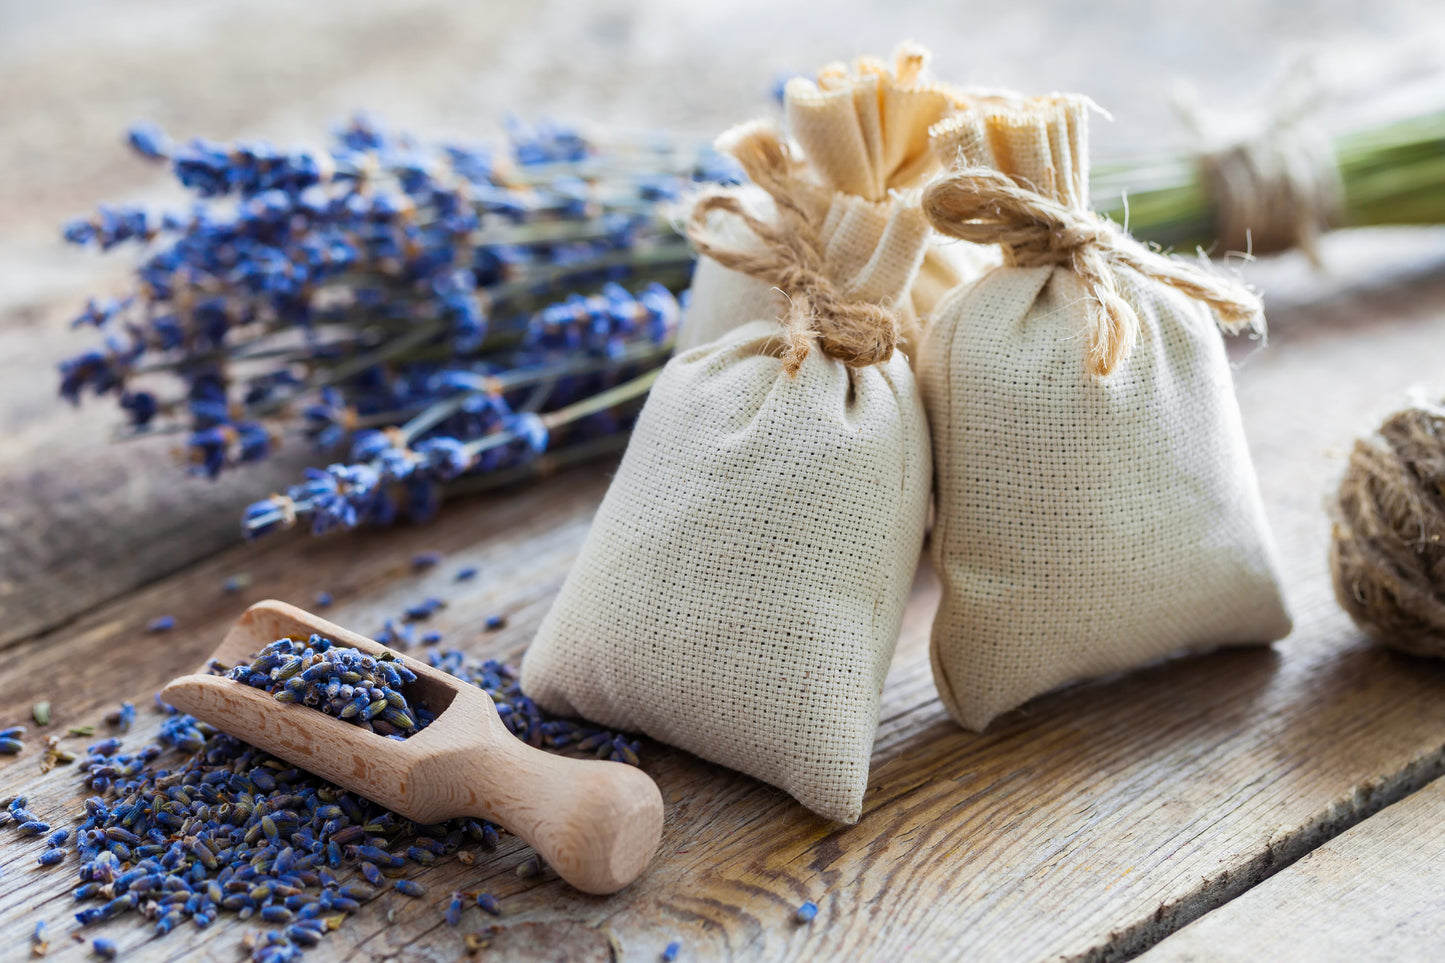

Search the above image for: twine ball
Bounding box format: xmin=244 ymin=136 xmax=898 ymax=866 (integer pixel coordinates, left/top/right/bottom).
xmin=1331 ymin=401 xmax=1445 ymax=658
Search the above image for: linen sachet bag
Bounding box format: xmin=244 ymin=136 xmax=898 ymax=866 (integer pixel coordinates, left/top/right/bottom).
xmin=917 ymin=95 xmax=1292 ymax=732
xmin=678 ymin=43 xmax=995 ymax=357
xmin=521 ymin=121 xmax=932 ymax=823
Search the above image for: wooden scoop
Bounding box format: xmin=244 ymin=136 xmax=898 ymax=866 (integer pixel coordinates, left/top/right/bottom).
xmin=160 ymin=599 xmax=663 ymax=895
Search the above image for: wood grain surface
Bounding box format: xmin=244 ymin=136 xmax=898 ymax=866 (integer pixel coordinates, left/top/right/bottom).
xmin=1136 ymin=775 xmax=1445 ymax=963
xmin=162 ymin=600 xmax=665 ymax=894
xmin=2 ymin=264 xmax=1445 ymax=959
xmin=6 ymin=2 xmax=1445 ymax=960
xmin=5 ymin=0 xmax=1445 ymax=648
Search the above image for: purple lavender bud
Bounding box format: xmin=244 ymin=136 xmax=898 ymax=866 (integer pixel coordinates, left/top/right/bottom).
xmin=507 ymin=413 xmax=548 ymax=456
xmin=63 ymin=218 xmax=97 ymax=245
xmin=126 ymin=120 xmax=171 ymax=160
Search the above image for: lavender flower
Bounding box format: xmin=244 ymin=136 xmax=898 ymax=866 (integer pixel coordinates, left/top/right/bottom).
xmin=58 ymin=113 xmax=716 ymax=536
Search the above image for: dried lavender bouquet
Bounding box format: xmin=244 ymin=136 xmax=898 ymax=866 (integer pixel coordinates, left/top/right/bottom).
xmin=57 ymin=115 xmax=740 ymax=537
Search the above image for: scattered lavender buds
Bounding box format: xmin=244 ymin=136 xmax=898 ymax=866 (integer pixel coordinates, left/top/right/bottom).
xmin=795 ymin=901 xmax=819 ymax=924
xmin=222 ymin=636 xmax=433 ymax=739
xmin=454 ymin=567 xmax=478 ymax=582
xmin=0 ymin=726 xmax=23 ymax=755
xmin=3 ymin=598 xmax=641 ymax=961
xmin=92 ymin=937 xmax=118 ymax=959
xmin=105 ymin=702 xmax=137 ymax=733
xmin=483 ymin=614 xmax=506 ymax=631
xmin=403 ymin=597 xmax=445 ymax=622
xmin=662 ymin=940 xmax=682 ymax=961
xmin=314 ymin=592 xmax=333 ymax=609
xmin=146 ymin=616 xmax=176 ymax=633
xmin=376 ymin=620 xmax=416 ymax=650
xmin=412 ymin=552 xmax=443 ymax=571
xmin=445 ymin=892 xmax=465 ymax=926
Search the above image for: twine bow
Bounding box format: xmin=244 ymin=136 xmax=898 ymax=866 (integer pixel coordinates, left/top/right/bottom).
xmin=686 ymin=121 xmax=902 ymax=376
xmin=922 ymin=167 xmax=1264 ymax=377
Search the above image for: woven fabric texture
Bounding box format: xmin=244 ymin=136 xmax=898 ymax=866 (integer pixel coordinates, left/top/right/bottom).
xmin=919 ymin=97 xmax=1292 ymax=732
xmin=677 ymin=187 xmax=934 ymax=354
xmin=676 ymin=44 xmax=997 ymax=356
xmin=521 ymin=318 xmax=930 ymax=823
xmin=675 ymin=185 xmax=788 ymax=353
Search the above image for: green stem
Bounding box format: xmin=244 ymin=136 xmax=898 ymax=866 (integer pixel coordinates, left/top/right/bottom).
xmin=1092 ymin=109 xmax=1445 ymax=253
xmin=441 ymin=432 xmax=633 ymax=498
xmin=539 ymin=367 xmax=661 ymax=430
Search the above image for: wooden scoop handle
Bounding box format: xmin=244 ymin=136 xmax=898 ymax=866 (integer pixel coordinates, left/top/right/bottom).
xmin=175 ymin=599 xmax=664 ymax=895
xmin=410 ymin=690 xmax=664 ymax=895
xmin=445 ymin=732 xmax=664 ymax=895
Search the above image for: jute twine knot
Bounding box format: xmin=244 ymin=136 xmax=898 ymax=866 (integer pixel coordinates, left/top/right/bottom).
xmin=922 ymin=167 xmax=1265 ymax=377
xmin=686 ymin=121 xmax=901 ymax=376
xmin=1331 ymin=402 xmax=1445 ymax=658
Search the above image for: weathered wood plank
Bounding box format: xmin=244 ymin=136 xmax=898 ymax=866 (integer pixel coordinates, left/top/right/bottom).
xmin=0 ymin=0 xmax=563 ymax=648
xmin=1136 ymin=776 xmax=1445 ymax=963
xmin=3 ymin=267 xmax=1445 ymax=960
xmin=7 ymin=0 xmax=1445 ymax=652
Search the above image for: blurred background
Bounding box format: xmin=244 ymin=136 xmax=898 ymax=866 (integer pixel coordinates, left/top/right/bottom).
xmin=2 ymin=0 xmax=1444 ymax=637
xmin=7 ymin=0 xmax=1445 ymax=278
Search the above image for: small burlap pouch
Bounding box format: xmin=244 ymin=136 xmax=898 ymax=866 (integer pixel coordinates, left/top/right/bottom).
xmin=917 ymin=95 xmax=1292 ymax=732
xmin=521 ymin=121 xmax=932 ymax=823
xmin=677 ymin=43 xmax=997 ymax=357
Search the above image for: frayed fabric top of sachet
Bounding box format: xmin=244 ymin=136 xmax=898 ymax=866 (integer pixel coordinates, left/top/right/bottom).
xmin=917 ymin=94 xmax=1292 ymax=732
xmin=521 ymin=95 xmax=938 ymax=822
xmin=676 ymin=43 xmax=1001 ymax=362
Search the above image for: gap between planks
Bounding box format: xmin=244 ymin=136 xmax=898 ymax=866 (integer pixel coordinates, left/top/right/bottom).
xmin=1135 ymin=774 xmax=1445 ymax=962
xmin=3 ymin=271 xmax=1445 ymax=959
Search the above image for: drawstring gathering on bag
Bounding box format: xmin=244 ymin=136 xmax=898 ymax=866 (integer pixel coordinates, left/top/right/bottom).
xmin=922 ymin=166 xmax=1264 ymax=377
xmin=687 ymin=121 xmax=902 ymax=376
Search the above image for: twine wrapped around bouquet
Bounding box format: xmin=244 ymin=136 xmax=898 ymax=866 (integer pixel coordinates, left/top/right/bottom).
xmin=1093 ymin=73 xmax=1445 ymax=261
xmin=1332 ymin=400 xmax=1445 ymax=658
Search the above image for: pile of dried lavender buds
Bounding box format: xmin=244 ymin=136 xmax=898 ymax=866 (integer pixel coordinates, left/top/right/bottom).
xmin=0 ymin=609 xmax=641 ymax=961
xmin=221 ymin=637 xmax=435 ymax=738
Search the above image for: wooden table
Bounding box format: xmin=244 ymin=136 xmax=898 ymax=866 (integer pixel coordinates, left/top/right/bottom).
xmin=4 ymin=2 xmax=1445 ymax=960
